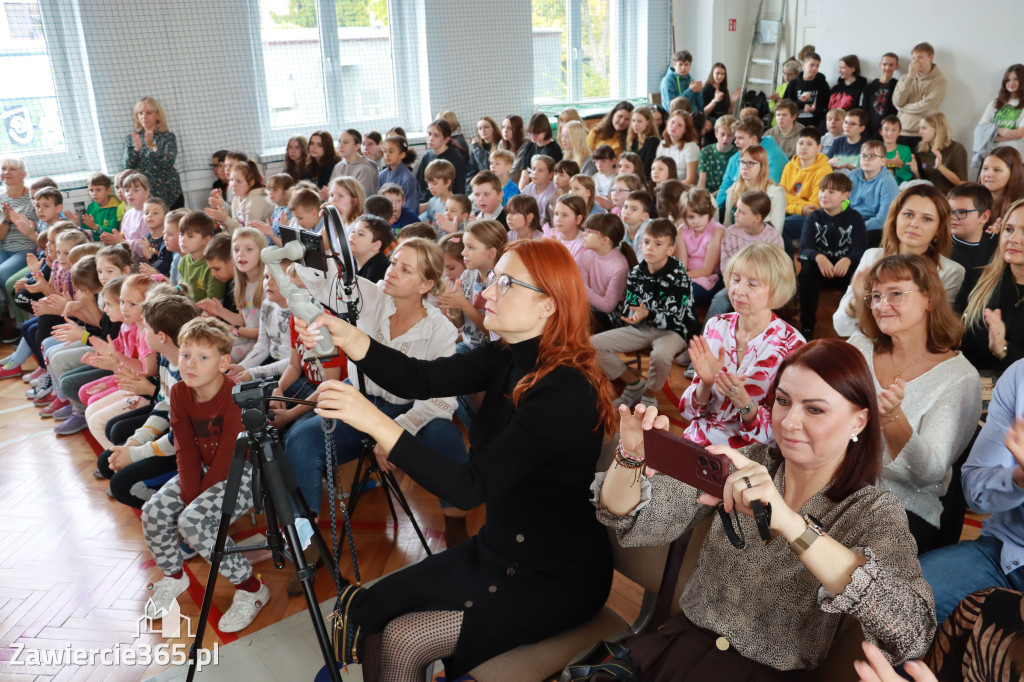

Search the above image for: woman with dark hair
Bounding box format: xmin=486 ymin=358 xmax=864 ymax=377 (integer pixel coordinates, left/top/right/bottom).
xmin=415 ymin=119 xmax=468 ymax=200
xmin=283 ymin=135 xmax=312 ymax=182
xmin=300 ymin=239 xmax=617 ymax=681
xmin=501 ymin=115 xmax=526 ymax=184
xmin=851 ymin=254 xmax=981 ymax=552
xmin=702 ymin=63 xmax=738 ymax=123
xmin=513 ymin=112 xmax=564 ymax=190
xmin=979 ymin=64 xmax=1024 ymax=159
xmin=307 ymin=130 xmax=340 ymax=188
xmin=828 ymin=54 xmax=867 ymax=111
xmin=833 ymin=183 xmax=965 ymax=337
xmin=594 ymin=338 xmax=935 ymax=679
xmin=587 ymin=100 xmax=635 ymax=155
xmin=978 ymin=146 xmax=1024 ymax=226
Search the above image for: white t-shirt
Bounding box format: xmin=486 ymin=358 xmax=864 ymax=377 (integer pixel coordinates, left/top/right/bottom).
xmin=656 ymin=141 xmax=701 ymax=177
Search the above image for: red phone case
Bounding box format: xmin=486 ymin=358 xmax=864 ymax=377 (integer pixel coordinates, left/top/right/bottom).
xmin=643 ymin=429 xmax=731 ymax=498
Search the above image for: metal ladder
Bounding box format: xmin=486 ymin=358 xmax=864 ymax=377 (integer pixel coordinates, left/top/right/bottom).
xmin=735 ymin=0 xmax=788 ymax=118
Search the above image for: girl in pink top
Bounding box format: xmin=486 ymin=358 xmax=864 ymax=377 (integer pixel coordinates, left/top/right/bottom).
xmin=675 ymin=188 xmax=725 ymax=306
xmin=578 ymin=213 xmax=636 ymax=332
xmin=544 ymin=195 xmax=587 ymax=262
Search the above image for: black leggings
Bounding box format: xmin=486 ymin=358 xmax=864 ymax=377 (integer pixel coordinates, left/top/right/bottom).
xmin=907 ymin=510 xmax=939 ymax=555
xmin=105 ymin=404 xmax=154 ymax=446
xmin=98 ymin=449 xmax=177 ymax=509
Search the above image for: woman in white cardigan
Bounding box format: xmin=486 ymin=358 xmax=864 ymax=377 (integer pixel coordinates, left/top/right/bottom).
xmin=833 ymin=184 xmax=965 ymax=337
xmin=849 ymin=253 xmax=981 ymax=553
xmin=721 ymin=145 xmax=786 ymax=232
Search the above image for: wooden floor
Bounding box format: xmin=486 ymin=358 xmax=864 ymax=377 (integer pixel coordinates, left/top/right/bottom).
xmin=0 ymin=293 xmax=983 ymax=681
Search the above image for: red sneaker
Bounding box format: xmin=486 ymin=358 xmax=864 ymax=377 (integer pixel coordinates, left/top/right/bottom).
xmin=33 ymin=392 xmax=57 ymax=407
xmin=40 ymin=397 xmax=70 ymax=418
xmin=0 ymin=364 xmax=23 ymax=380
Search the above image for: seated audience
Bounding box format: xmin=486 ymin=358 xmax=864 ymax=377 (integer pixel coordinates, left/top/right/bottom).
xmin=764 ymin=99 xmax=800 ymax=158
xmin=656 ymin=111 xmax=701 ymax=185
xmin=578 ymin=212 xmax=633 ymax=332
xmin=625 ymin=107 xmax=661 ymax=177
xmin=920 ymin=358 xmax=1024 ymax=623
xmin=910 ymin=112 xmax=967 ymax=194
xmin=979 ymin=64 xmax=1024 ymax=159
xmin=798 ymin=173 xmax=867 ymax=339
xmin=833 ymin=184 xmax=965 ymax=337
xmin=849 ymin=139 xmax=900 ymax=247
xmin=592 ymin=219 xmax=699 ymax=409
xmin=956 ymin=198 xmax=1024 ymax=372
xmin=594 ymin=339 xmax=935 ymax=677
xmin=330 ymin=129 xmax=379 ymax=199
xmin=697 ymin=115 xmax=736 ymax=194
xmin=880 ymin=115 xmax=915 ymax=185
xmin=680 ymin=242 xmax=803 ymax=446
xmin=587 ymin=101 xmax=633 ymax=156
xmin=948 ymin=183 xmax=998 ymax=273
xmin=141 ymin=318 xmax=267 ymax=634
xmin=560 ymin=120 xmax=596 ymax=176
xmin=783 ymin=52 xmax=831 ymax=129
xmin=715 ymin=117 xmax=789 ymax=207
xmin=821 ymin=108 xmax=845 ymax=156
xmin=348 ymin=215 xmax=393 ymax=283
xmin=675 ymin=189 xmax=725 ymax=306
xmin=722 ymin=145 xmax=786 ymax=231
xmin=514 ymin=113 xmax=563 ymax=189
xmin=979 ymin=146 xmax=1024 ymax=227
xmin=660 ymin=50 xmax=703 ymax=113
xmin=780 ymin=126 xmax=832 ymax=251
xmin=828 ymin=54 xmax=867 ymax=112
xmin=415 ymin=119 xmax=467 ymax=202
xmin=828 ymin=108 xmax=868 ymax=171
xmin=850 ymin=254 xmax=981 ymax=552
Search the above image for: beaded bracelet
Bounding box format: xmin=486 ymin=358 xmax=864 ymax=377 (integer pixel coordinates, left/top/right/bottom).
xmin=613 ymin=439 xmax=645 ymax=486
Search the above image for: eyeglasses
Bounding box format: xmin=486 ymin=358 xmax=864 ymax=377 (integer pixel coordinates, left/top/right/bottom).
xmin=951 ymin=208 xmax=981 ymax=219
xmin=610 ymin=188 xmax=630 ymax=195
xmin=859 ymin=153 xmax=884 ymax=160
xmin=864 ymin=289 xmax=919 ymax=308
xmin=485 ymin=271 xmax=547 ymax=296
xmin=739 ymin=160 xmax=760 ymax=168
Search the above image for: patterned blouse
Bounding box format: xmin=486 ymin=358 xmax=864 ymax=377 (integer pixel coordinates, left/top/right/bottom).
xmin=592 ymin=442 xmax=936 ymax=671
xmin=926 ymin=587 xmax=1024 ymax=682
xmin=122 ymin=130 xmax=182 ymax=204
xmin=679 ymin=313 xmax=805 ymax=448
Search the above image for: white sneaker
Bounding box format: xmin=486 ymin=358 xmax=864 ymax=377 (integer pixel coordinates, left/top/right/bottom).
xmin=25 ymin=373 xmax=52 ymax=400
xmin=218 ymin=581 xmax=269 ymax=633
xmin=144 ymin=573 xmax=191 ymax=619
xmin=613 ymin=382 xmax=646 ymax=409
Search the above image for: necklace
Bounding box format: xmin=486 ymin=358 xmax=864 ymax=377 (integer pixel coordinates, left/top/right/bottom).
xmin=890 ymin=350 xmax=925 ymax=382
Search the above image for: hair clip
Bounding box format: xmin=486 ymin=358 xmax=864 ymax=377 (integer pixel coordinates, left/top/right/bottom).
xmin=451 ymin=237 xmax=460 ymax=243
xmin=151 ymin=274 xmax=166 ymax=282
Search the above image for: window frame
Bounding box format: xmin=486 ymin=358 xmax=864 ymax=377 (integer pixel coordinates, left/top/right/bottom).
xmin=251 ymin=0 xmax=414 ymax=154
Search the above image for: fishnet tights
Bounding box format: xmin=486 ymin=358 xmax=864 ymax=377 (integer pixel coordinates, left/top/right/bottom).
xmin=361 ymin=610 xmax=464 ymax=682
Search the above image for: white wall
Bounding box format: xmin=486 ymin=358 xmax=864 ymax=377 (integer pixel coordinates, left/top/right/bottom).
xmin=814 ymin=0 xmax=1017 ymax=157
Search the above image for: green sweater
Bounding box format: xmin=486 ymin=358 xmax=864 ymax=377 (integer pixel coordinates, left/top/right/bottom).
xmin=86 ymin=197 xmax=122 ymax=237
xmin=177 ymin=253 xmax=225 ymax=302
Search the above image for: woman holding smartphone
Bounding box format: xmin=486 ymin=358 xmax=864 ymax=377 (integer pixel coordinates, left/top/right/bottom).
xmin=594 ymin=339 xmax=935 ymax=680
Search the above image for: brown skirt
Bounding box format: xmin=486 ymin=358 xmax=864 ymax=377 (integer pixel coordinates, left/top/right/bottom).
xmin=593 ymin=612 xmax=813 ymax=682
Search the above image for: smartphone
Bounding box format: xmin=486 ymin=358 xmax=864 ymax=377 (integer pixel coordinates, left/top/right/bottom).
xmin=643 ymin=429 xmax=731 ymax=498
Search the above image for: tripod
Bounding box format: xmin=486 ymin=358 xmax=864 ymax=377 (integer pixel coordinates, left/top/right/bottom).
xmin=185 ymin=386 xmax=348 ymax=682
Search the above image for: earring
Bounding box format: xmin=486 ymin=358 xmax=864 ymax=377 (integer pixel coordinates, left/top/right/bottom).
xmin=851 ymin=433 xmax=859 ymax=443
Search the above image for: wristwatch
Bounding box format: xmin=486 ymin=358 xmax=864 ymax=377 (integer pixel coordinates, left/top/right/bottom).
xmin=736 ymin=402 xmax=754 ymax=416
xmin=789 ymin=513 xmax=826 ymax=556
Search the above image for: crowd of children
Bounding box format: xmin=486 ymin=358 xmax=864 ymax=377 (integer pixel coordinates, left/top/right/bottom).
xmin=3 ymin=40 xmax=1024 ymax=675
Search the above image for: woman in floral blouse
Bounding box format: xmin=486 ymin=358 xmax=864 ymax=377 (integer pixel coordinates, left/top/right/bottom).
xmin=122 ymin=97 xmax=182 ymax=208
xmin=679 ymin=242 xmax=804 ymax=448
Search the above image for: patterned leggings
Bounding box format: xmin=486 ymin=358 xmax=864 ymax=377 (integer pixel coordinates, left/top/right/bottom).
xmin=140 ymin=468 xmax=255 ymax=584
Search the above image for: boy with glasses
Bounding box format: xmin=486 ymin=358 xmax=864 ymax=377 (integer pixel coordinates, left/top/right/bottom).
xmin=948 ymin=183 xmax=998 ymax=274
xmin=850 ymin=140 xmax=900 ymax=247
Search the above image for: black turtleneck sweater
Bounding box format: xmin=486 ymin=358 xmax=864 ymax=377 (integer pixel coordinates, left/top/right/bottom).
xmin=350 ymin=336 xmax=613 ymax=676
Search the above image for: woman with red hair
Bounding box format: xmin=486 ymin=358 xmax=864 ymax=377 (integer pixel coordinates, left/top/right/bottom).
xmin=299 ymin=239 xmax=616 ymax=681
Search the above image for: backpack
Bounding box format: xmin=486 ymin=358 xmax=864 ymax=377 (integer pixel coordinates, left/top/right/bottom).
xmin=742 ymin=89 xmax=771 ymax=123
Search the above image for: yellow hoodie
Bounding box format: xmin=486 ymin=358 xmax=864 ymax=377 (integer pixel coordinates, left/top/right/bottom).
xmin=781 ymin=153 xmax=832 ymax=215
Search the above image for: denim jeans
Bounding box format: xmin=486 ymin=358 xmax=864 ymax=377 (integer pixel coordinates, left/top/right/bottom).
xmin=782 ymin=214 xmax=806 ymax=256
xmin=920 ymin=535 xmax=1024 ymax=624
xmin=0 ymin=249 xmax=28 ymax=313
xmin=283 ymin=393 xmax=468 ymax=514
xmin=706 ymin=287 xmax=733 ymax=320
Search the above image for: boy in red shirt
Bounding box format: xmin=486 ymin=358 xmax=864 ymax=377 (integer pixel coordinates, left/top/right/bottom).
xmin=140 ymin=317 xmax=268 ymax=633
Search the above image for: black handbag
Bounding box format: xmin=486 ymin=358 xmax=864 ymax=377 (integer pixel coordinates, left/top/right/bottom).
xmin=568 ymin=640 xmax=641 ymax=681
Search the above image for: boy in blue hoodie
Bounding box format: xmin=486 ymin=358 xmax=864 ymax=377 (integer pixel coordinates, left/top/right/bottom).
xmin=849 ymin=140 xmax=899 ymax=248
xmin=659 ymin=50 xmax=703 ymax=111
xmin=798 ymin=173 xmax=866 ymax=339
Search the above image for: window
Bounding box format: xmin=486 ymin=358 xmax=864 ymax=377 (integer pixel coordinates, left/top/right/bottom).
xmin=0 ymin=0 xmax=67 ymax=156
xmin=256 ymin=0 xmax=402 ymax=148
xmin=532 ymin=0 xmax=656 ymax=106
